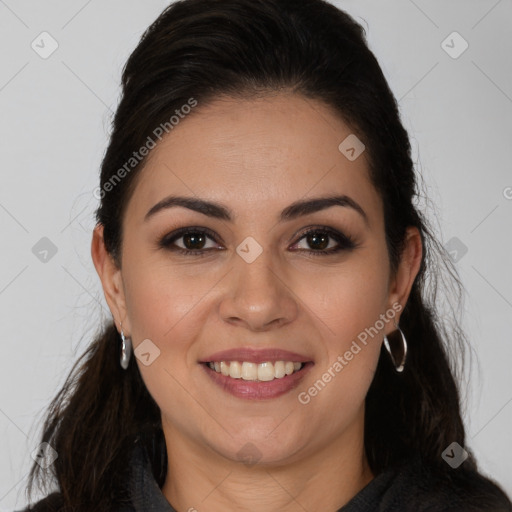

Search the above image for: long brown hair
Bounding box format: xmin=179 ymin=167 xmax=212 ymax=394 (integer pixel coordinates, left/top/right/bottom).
xmin=24 ymin=1 xmax=510 ymax=510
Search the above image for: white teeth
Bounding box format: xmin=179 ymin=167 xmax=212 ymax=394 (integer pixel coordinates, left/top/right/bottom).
xmin=257 ymin=362 xmax=275 ymax=381
xmin=220 ymin=361 xmax=230 ymax=376
xmin=207 ymin=360 xmax=305 ymax=381
xmin=229 ymin=361 xmax=242 ymax=379
xmin=274 ymin=361 xmax=285 ymax=379
xmin=241 ymin=362 xmax=258 ymax=381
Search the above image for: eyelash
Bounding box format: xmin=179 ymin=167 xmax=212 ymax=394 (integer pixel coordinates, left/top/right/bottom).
xmin=158 ymin=226 xmax=357 ymax=257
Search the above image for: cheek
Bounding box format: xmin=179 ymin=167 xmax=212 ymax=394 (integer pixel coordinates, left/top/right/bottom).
xmin=300 ymin=254 xmax=390 ymax=340
xmin=121 ymin=259 xmax=213 ymax=429
xmin=122 ymin=255 xmax=214 ymax=343
xmin=296 ymin=271 xmax=387 ymax=427
xmin=296 ymin=249 xmax=390 ymax=393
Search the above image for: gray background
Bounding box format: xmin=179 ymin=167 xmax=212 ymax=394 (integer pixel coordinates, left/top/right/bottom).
xmin=1 ymin=0 xmax=511 ymax=509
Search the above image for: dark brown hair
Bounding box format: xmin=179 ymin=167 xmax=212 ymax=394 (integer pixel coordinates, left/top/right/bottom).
xmin=24 ymin=1 xmax=510 ymax=510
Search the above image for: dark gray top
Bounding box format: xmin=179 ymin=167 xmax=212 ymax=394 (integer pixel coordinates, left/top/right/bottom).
xmin=18 ymin=437 xmax=512 ymax=511
xmin=125 ymin=439 xmax=512 ymax=512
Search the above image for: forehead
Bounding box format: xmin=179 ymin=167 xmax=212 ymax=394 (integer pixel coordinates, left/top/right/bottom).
xmin=126 ymin=93 xmax=381 ymax=222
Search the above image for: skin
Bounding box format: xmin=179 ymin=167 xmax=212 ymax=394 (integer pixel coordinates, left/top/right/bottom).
xmin=92 ymin=92 xmax=422 ymax=512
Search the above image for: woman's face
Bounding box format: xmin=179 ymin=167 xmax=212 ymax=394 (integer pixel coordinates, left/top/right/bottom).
xmin=95 ymin=92 xmax=420 ymax=466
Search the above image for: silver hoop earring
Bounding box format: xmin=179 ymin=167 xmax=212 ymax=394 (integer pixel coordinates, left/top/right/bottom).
xmin=120 ymin=323 xmax=132 ymax=370
xmin=383 ymin=323 xmax=407 ymax=373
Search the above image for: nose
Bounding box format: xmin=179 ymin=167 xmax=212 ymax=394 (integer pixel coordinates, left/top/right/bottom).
xmin=218 ymin=247 xmax=299 ymax=332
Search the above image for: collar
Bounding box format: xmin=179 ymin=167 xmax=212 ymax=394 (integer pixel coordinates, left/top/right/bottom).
xmin=129 ymin=438 xmax=177 ymax=512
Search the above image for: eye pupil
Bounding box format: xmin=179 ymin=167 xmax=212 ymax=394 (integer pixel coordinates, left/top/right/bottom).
xmin=307 ymin=233 xmax=329 ymax=250
xmin=184 ymin=233 xmax=206 ymax=250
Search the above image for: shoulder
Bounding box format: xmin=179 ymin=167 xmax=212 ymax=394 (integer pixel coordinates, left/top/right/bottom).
xmin=391 ymin=457 xmax=512 ymax=512
xmin=13 ymin=493 xmax=63 ymax=512
xmin=13 ymin=492 xmax=135 ymax=512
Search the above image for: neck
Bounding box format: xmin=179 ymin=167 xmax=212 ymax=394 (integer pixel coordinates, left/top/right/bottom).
xmin=161 ymin=411 xmax=374 ymax=512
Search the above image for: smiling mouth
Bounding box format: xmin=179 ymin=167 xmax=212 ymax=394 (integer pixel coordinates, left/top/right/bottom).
xmin=204 ymin=360 xmax=307 ymax=381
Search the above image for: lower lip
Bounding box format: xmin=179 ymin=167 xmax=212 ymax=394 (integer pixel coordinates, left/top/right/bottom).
xmin=201 ymin=362 xmax=313 ymax=400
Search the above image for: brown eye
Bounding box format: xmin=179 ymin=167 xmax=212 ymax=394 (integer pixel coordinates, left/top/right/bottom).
xmin=181 ymin=232 xmax=208 ymax=250
xmin=304 ymin=232 xmax=330 ymax=251
xmin=159 ymin=227 xmax=221 ymax=255
xmin=291 ymin=227 xmax=356 ymax=256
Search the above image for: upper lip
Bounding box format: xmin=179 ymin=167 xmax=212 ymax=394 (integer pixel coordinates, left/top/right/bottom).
xmin=200 ymin=348 xmax=313 ymax=364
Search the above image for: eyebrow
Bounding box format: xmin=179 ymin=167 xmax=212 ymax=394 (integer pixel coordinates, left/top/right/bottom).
xmin=145 ymin=194 xmax=368 ymax=225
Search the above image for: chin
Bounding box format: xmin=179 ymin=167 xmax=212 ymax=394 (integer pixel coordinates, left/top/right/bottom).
xmin=209 ymin=427 xmax=306 ymax=467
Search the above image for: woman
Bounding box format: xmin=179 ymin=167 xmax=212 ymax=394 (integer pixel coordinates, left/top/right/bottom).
xmin=19 ymin=0 xmax=512 ymax=511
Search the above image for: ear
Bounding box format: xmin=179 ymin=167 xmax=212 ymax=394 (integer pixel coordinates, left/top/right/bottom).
xmin=91 ymin=224 xmax=131 ymax=334
xmin=386 ymin=226 xmax=422 ymax=330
